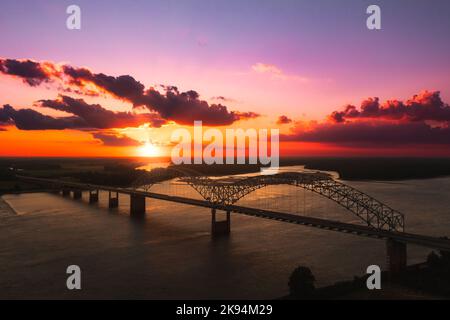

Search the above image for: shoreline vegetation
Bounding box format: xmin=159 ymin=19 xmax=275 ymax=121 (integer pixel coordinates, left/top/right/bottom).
xmin=285 ymin=250 xmax=450 ymax=300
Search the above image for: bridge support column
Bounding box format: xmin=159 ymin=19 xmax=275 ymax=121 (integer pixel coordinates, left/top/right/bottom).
xmin=72 ymin=190 xmax=82 ymax=200
xmin=89 ymin=189 xmax=99 ymax=204
xmin=211 ymin=209 xmax=231 ymax=237
xmin=108 ymin=191 xmax=119 ymax=208
xmin=130 ymin=194 xmax=146 ymax=218
xmin=62 ymin=188 xmax=70 ymax=197
xmin=386 ymin=239 xmax=407 ymax=276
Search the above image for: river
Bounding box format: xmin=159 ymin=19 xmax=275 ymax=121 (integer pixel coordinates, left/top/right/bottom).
xmin=1 ymin=166 xmax=450 ymax=299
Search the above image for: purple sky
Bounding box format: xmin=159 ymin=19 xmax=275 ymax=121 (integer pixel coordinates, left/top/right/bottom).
xmin=1 ymin=0 xmax=449 ymax=120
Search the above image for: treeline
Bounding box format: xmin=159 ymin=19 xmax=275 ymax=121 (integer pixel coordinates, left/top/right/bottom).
xmin=0 ymin=167 xmax=15 ymax=181
xmin=396 ymin=250 xmax=450 ymax=296
xmin=281 ymin=157 xmax=450 ymax=180
xmin=71 ymin=166 xmax=144 ymax=187
xmin=285 ymin=249 xmax=450 ymax=299
xmin=284 ymin=266 xmax=374 ymax=300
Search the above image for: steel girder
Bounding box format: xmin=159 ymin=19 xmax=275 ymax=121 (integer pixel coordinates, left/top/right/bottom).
xmin=131 ymin=166 xmax=203 ymax=191
xmin=181 ymin=172 xmax=405 ymax=232
xmin=132 ymin=170 xmax=405 ymax=232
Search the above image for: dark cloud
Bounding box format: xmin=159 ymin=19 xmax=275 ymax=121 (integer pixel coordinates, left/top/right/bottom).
xmin=0 ymin=58 xmax=259 ymax=126
xmin=62 ymin=66 xmax=145 ymax=102
xmin=0 ymin=104 xmax=145 ymax=145
xmin=234 ymin=111 xmax=260 ymax=119
xmin=37 ymin=95 xmax=167 ymax=129
xmin=65 ymin=67 xmax=257 ymax=125
xmin=136 ymin=87 xmax=255 ymax=125
xmin=0 ymin=106 xmax=11 ymax=123
xmin=62 ymin=86 xmax=101 ymax=97
xmin=92 ymin=132 xmax=143 ymax=147
xmin=1 ymin=97 xmax=166 ymax=131
xmin=282 ymin=121 xmax=450 ymax=146
xmin=211 ymin=96 xmax=235 ymax=102
xmin=62 ymin=65 xmax=256 ymax=125
xmin=282 ymin=92 xmax=450 ymax=147
xmin=329 ymin=91 xmax=450 ymax=123
xmin=0 ymin=58 xmax=55 ymax=86
xmin=276 ymin=115 xmax=293 ymax=125
xmin=0 ymin=104 xmax=87 ymax=130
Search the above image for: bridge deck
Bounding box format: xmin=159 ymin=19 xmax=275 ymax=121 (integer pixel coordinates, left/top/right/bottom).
xmin=16 ymin=175 xmax=450 ymax=251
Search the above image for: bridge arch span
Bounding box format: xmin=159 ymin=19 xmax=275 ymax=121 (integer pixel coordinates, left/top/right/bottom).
xmin=132 ymin=170 xmax=404 ymax=232
xmin=131 ymin=166 xmax=208 ymax=191
xmin=181 ymin=172 xmax=405 ymax=232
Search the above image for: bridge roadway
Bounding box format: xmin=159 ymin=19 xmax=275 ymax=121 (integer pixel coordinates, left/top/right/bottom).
xmin=155 ymin=192 xmax=450 ymax=251
xmin=16 ymin=175 xmax=450 ymax=252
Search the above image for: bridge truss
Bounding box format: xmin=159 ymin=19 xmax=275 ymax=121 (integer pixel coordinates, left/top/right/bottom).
xmin=132 ymin=170 xmax=405 ymax=232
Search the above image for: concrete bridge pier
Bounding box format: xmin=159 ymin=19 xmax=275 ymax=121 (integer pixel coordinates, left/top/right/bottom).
xmin=72 ymin=189 xmax=82 ymax=200
xmin=108 ymin=191 xmax=119 ymax=208
xmin=211 ymin=209 xmax=231 ymax=237
xmin=62 ymin=188 xmax=71 ymax=197
xmin=89 ymin=189 xmax=99 ymax=204
xmin=130 ymin=194 xmax=146 ymax=217
xmin=386 ymin=239 xmax=407 ymax=276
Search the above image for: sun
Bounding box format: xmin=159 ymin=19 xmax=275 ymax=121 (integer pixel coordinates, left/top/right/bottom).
xmin=138 ymin=142 xmax=160 ymax=157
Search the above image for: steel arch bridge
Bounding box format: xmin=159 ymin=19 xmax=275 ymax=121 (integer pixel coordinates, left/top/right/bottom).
xmin=132 ymin=169 xmax=405 ymax=232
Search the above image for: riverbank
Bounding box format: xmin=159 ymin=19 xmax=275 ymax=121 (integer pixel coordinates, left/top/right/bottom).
xmin=289 ymin=157 xmax=450 ymax=181
xmin=0 ymin=196 xmax=16 ymax=217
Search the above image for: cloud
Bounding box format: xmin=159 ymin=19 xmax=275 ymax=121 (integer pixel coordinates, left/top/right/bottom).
xmin=252 ymin=63 xmax=283 ymax=76
xmin=1 ymin=97 xmax=166 ymax=131
xmin=230 ymin=111 xmax=260 ymax=120
xmin=37 ymin=95 xmax=166 ymax=129
xmin=282 ymin=121 xmax=450 ymax=146
xmin=0 ymin=106 xmax=11 ymax=123
xmin=0 ymin=103 xmax=144 ymax=145
xmin=92 ymin=132 xmax=143 ymax=147
xmin=0 ymin=58 xmax=259 ymax=126
xmin=329 ymin=91 xmax=450 ymax=123
xmin=211 ymin=96 xmax=235 ymax=103
xmin=251 ymin=62 xmax=309 ymax=82
xmin=0 ymin=104 xmax=88 ymax=130
xmin=136 ymin=87 xmax=259 ymax=125
xmin=281 ymin=91 xmax=450 ymax=147
xmin=276 ymin=115 xmax=293 ymax=125
xmin=0 ymin=58 xmax=57 ymax=86
xmin=62 ymin=65 xmax=145 ymax=102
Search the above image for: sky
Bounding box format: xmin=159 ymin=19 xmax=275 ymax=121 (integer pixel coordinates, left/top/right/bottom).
xmin=1 ymin=0 xmax=450 ymax=157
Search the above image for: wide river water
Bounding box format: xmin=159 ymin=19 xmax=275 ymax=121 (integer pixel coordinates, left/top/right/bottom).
xmin=1 ymin=166 xmax=450 ymax=299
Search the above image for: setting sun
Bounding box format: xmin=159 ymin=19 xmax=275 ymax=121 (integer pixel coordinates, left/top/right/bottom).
xmin=138 ymin=142 xmax=160 ymax=157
